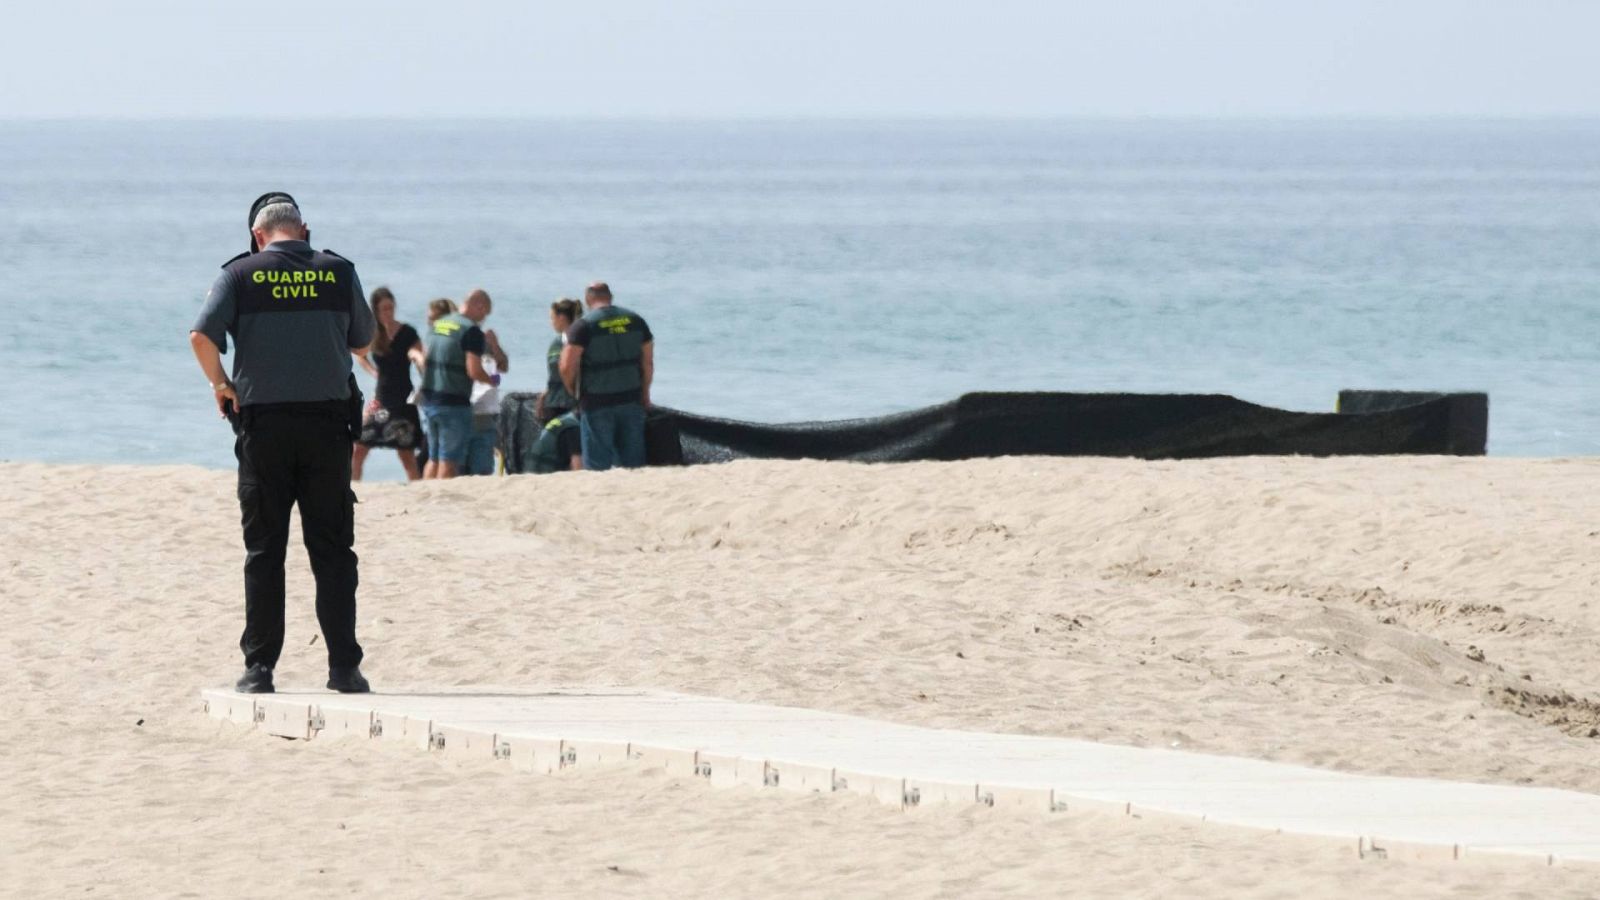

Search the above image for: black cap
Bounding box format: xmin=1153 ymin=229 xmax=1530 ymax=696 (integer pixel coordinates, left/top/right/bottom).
xmin=247 ymin=191 xmax=299 ymax=252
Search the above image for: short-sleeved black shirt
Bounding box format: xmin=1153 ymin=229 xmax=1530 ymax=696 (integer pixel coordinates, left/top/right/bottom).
xmin=372 ymin=323 xmax=420 ymax=409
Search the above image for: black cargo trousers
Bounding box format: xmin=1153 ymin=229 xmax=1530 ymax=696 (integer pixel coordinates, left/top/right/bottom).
xmin=234 ymin=402 xmax=363 ymax=672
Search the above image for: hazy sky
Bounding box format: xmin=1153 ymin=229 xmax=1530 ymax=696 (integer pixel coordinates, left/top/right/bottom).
xmin=3 ymin=0 xmax=1597 ymax=118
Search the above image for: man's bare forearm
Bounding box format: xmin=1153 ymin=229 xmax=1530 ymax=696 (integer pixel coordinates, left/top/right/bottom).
xmin=190 ymin=332 xmax=228 ymax=385
xmin=639 ymin=342 xmax=654 ymax=406
xmin=190 ymin=331 xmax=239 ymax=417
xmin=465 ymin=353 xmax=497 ymax=386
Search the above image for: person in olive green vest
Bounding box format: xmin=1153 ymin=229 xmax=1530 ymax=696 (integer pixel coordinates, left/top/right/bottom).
xmin=523 ymin=411 xmax=583 ymax=474
xmin=558 ymin=281 xmax=654 ymax=471
xmin=535 ymin=297 xmax=581 ymax=422
xmin=418 ymin=303 xmax=498 ymax=479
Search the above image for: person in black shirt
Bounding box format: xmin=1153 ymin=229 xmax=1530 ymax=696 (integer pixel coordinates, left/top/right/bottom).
xmin=352 ymin=287 xmax=426 ymax=480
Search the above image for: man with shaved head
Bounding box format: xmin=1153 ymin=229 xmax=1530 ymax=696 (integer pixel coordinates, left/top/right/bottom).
xmin=460 ymin=288 xmax=509 ymax=476
xmin=559 ymin=281 xmax=654 ymax=471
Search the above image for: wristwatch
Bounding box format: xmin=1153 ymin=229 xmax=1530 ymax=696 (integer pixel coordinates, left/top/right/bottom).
xmin=212 ymin=381 xmax=233 ymax=394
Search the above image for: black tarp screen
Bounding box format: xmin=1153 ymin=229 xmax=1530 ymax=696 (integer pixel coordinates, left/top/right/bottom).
xmin=499 ymin=391 xmax=1487 ymax=473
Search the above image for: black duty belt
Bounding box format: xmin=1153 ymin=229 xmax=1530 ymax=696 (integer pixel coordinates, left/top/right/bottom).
xmin=239 ymin=400 xmax=349 ymax=428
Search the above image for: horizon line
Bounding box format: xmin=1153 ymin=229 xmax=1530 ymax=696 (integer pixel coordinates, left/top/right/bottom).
xmin=5 ymin=112 xmax=1600 ymax=124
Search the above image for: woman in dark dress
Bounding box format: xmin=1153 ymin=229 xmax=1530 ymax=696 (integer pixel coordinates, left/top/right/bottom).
xmin=352 ymin=287 xmax=425 ymax=480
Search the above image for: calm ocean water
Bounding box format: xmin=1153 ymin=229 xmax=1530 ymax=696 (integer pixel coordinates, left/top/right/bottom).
xmin=2 ymin=119 xmax=1597 ymax=479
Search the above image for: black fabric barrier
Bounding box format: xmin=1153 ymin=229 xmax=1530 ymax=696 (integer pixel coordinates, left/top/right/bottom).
xmin=498 ymin=391 xmax=1488 ymax=473
xmin=1337 ymin=391 xmax=1489 ymax=457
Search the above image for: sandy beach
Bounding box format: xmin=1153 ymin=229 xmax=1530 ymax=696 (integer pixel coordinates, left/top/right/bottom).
xmin=4 ymin=455 xmax=1600 ymax=898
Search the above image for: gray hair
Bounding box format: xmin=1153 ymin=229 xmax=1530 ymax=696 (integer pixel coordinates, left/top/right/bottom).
xmin=251 ymin=201 xmax=303 ymax=233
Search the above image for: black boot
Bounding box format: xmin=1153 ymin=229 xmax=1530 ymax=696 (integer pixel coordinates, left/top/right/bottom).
xmin=327 ymin=667 xmax=370 ymax=694
xmin=236 ymin=664 xmax=275 ymax=694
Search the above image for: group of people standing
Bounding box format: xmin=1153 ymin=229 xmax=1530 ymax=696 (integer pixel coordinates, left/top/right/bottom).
xmin=188 ymin=191 xmax=656 ymax=695
xmin=352 ymin=281 xmax=654 ymax=480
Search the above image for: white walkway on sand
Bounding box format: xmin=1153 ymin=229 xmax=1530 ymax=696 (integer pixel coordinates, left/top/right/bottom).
xmin=202 ymin=687 xmax=1600 ymax=867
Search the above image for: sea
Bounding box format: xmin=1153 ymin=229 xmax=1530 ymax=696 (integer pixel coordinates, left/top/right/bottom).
xmin=2 ymin=119 xmax=1597 ymax=480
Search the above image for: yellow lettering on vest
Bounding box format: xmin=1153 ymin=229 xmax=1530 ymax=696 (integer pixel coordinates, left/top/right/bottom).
xmin=599 ymin=315 xmax=633 ymax=335
xmin=434 ymin=321 xmax=462 ymax=336
xmin=252 ymin=271 xmax=265 ymax=284
xmin=272 ymin=285 xmax=283 ymax=299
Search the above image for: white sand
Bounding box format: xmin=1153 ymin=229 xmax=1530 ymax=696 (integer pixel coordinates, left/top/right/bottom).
xmin=4 ymin=456 xmax=1600 ymax=898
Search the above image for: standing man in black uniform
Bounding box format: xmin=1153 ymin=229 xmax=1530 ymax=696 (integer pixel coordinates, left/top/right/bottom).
xmin=188 ymin=193 xmax=376 ymax=695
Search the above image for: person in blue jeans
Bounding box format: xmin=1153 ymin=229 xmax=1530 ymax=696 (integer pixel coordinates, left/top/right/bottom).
xmin=559 ymin=281 xmax=654 ymax=471
xmin=460 ymin=289 xmax=509 ymax=476
xmin=418 ymin=299 xmax=499 ymax=479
